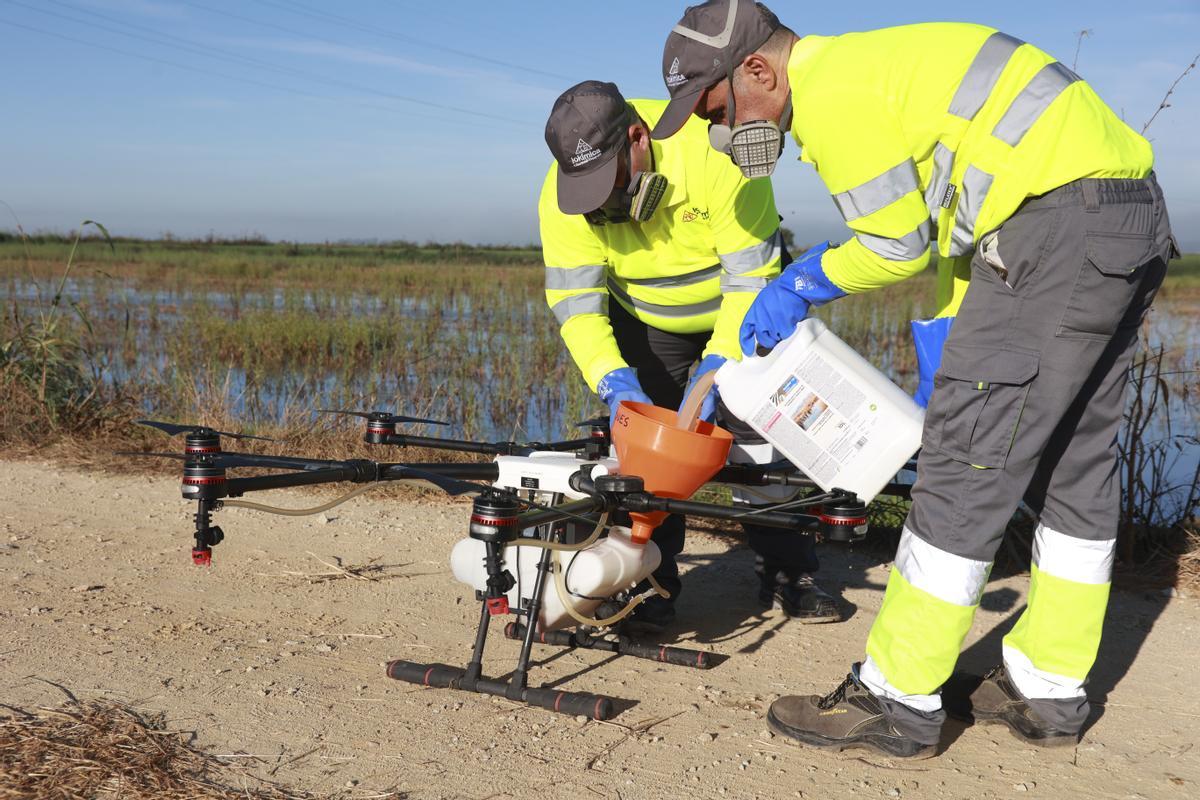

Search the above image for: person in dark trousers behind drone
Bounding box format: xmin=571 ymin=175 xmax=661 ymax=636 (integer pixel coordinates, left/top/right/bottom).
xmin=654 ymin=0 xmax=1176 ymax=759
xmin=539 ymin=79 xmax=843 ymax=632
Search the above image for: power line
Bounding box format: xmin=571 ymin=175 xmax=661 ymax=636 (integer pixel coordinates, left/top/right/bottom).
xmin=247 ymin=0 xmax=573 ymax=82
xmin=0 ymin=15 xmax=526 ymax=130
xmin=2 ymin=0 xmax=534 ymax=128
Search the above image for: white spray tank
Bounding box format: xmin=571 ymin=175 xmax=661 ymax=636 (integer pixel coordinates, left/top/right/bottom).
xmin=450 ymin=526 xmax=661 ymax=632
xmin=715 ymin=318 xmax=924 ymax=503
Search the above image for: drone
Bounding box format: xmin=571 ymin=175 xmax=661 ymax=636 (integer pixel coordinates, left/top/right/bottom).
xmin=124 ymin=408 xmax=910 ymax=720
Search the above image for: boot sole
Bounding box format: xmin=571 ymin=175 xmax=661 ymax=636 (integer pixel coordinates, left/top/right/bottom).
xmin=972 ymin=710 xmax=1079 ymax=748
xmin=758 ymin=597 xmax=843 ymax=624
xmin=767 ymin=709 xmax=937 ymax=760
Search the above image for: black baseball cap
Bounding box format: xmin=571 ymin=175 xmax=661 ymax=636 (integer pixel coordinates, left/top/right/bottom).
xmin=545 ymin=80 xmax=634 ymax=215
xmin=651 ymin=0 xmax=780 ymax=140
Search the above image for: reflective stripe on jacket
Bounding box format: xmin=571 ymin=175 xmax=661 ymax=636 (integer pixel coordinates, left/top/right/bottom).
xmin=539 ymin=98 xmax=782 ymax=391
xmin=786 ymin=23 xmax=1152 ymax=316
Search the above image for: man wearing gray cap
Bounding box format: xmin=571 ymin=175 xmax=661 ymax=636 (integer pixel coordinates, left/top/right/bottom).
xmin=540 ymin=79 xmax=843 ymax=631
xmin=655 ymin=0 xmax=1173 ymax=759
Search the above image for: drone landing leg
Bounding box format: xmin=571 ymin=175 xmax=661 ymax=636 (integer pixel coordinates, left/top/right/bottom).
xmin=386 ymin=549 xmax=616 ymax=719
xmin=503 ymin=623 xmax=713 ymax=670
xmin=511 ymin=542 xmax=556 ymax=695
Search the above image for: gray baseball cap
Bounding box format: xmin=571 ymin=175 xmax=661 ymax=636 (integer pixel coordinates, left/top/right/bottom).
xmin=545 ymin=80 xmax=634 ymax=215
xmin=651 ymin=0 xmax=780 ymax=140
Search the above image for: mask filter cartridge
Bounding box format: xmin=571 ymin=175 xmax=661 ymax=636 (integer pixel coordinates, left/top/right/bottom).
xmin=627 ymin=171 xmax=667 ymax=222
xmin=728 ymin=121 xmax=785 ymax=179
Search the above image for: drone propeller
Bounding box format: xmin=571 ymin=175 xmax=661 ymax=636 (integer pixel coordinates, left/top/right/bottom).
xmin=117 ymin=450 xmax=190 ymax=461
xmin=319 ymin=409 xmax=450 ymax=426
xmin=136 ymin=419 xmax=274 ymax=442
xmin=318 ymin=409 xmax=449 ymax=427
xmin=575 ymin=415 xmax=609 ymax=430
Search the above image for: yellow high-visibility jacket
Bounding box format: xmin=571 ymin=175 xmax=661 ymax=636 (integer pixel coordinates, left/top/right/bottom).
xmin=539 ymin=99 xmax=782 ymax=391
xmin=786 ymin=23 xmax=1153 ymax=316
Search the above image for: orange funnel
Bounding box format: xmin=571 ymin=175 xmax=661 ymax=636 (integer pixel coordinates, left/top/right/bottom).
xmin=611 ymin=401 xmax=734 ymax=544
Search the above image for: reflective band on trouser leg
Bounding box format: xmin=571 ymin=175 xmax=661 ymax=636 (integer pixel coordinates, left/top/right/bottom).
xmin=729 ymin=441 xmax=796 ymax=505
xmin=866 ymin=528 xmax=992 ymax=697
xmin=1003 ymin=523 xmax=1114 ymax=700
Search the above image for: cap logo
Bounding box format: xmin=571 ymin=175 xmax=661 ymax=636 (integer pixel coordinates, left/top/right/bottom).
xmin=671 ymin=0 xmax=739 ymax=49
xmin=666 ymin=56 xmax=688 ymax=87
xmin=570 ymin=138 xmax=602 ymax=167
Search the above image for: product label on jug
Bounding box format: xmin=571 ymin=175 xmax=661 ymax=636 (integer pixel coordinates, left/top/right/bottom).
xmin=751 ymin=351 xmax=874 ymax=486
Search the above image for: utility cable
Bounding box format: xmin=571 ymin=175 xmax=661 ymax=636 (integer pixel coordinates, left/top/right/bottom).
xmin=248 ymin=0 xmax=573 ymax=81
xmin=220 ymin=482 xmax=385 ymax=515
xmin=552 ymin=552 xmax=670 ymax=629
xmin=2 ymin=1 xmax=532 ymax=128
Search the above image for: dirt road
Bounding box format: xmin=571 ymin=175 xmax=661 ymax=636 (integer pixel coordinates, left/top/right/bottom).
xmin=1 ymin=459 xmax=1197 ymax=799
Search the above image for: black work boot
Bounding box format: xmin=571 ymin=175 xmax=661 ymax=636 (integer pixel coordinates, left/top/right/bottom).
xmin=967 ymin=666 xmax=1083 ymax=747
xmin=758 ymin=572 xmax=842 ymax=623
xmin=767 ymin=667 xmax=938 ymax=759
xmin=621 ymin=593 xmax=676 ymax=636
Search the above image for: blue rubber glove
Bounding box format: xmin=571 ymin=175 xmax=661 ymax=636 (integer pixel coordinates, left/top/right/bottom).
xmin=596 ymin=367 xmax=653 ymax=429
xmin=678 ymin=354 xmax=726 ymax=424
xmin=739 ymin=241 xmax=844 ymax=355
xmin=911 ymin=316 xmax=954 ymax=408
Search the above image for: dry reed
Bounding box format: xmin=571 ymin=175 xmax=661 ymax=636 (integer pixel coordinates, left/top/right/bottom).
xmin=0 ymin=699 xmax=317 ymax=799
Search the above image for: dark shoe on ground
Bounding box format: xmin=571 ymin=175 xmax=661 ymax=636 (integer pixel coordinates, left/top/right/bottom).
xmin=767 ymin=668 xmax=937 ymax=759
xmin=759 ymin=574 xmax=842 ymax=623
xmin=621 ymin=594 xmax=676 ymax=636
xmin=966 ymin=666 xmax=1081 ymax=747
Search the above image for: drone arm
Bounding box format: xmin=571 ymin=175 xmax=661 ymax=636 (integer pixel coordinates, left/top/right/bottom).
xmin=621 ymin=493 xmax=820 ymax=531
xmin=379 ymin=462 xmax=500 ymax=483
xmin=375 ymin=432 xmax=599 ymax=458
xmin=375 ymin=432 xmax=515 ymax=455
xmin=714 ymin=463 xmax=912 ymax=500
xmin=513 ymin=497 xmax=606 ymax=530
xmin=225 ymin=461 xmax=379 ymax=497
xmin=220 ymin=452 xmax=348 ymax=471
xmin=525 ymin=437 xmax=594 ymax=453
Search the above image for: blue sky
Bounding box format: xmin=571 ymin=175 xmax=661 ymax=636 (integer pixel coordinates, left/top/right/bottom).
xmin=1 ymin=0 xmax=1197 ymax=247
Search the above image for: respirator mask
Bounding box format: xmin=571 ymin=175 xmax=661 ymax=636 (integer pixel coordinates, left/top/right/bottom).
xmin=584 ymin=148 xmax=668 ymax=226
xmin=708 ymin=78 xmax=792 ymax=180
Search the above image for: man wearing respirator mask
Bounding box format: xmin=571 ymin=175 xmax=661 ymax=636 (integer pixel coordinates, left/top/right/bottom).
xmin=655 ymin=0 xmax=1175 ymax=760
xmin=540 ymin=80 xmax=843 ymax=632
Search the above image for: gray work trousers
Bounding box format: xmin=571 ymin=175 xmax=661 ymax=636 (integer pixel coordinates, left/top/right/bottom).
xmin=909 ymin=175 xmax=1174 ymax=555
xmin=871 ymin=173 xmax=1175 ymax=744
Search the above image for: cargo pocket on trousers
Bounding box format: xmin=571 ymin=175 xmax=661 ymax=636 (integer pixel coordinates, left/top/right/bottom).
xmin=923 ymin=345 xmax=1040 ymax=469
xmin=1058 ymin=232 xmax=1156 ymax=340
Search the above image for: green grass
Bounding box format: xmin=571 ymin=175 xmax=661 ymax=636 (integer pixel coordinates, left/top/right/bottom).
xmin=1167 ymin=252 xmax=1200 ymax=284
xmin=0 ymin=232 xmax=1195 ymax=445
xmin=1 ymin=233 xmax=1195 ymax=582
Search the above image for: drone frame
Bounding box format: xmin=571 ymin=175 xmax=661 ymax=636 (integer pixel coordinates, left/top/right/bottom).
xmin=127 ymin=414 xmax=910 ymax=719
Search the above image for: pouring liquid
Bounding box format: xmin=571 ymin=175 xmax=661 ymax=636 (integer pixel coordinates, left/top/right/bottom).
xmin=675 ymin=370 xmax=717 ymax=432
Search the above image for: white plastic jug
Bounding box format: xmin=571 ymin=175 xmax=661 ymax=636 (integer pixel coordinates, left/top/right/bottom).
xmin=715 ymin=318 xmax=924 ymax=503
xmin=450 ymin=527 xmax=661 ymax=631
